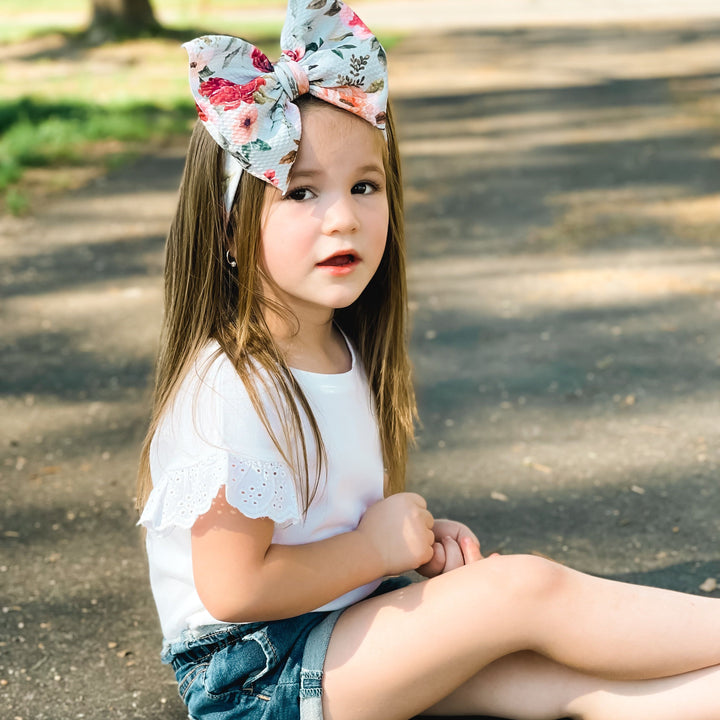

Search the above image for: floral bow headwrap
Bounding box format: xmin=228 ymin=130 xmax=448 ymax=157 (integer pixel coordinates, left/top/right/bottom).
xmin=184 ymin=0 xmax=388 ymax=210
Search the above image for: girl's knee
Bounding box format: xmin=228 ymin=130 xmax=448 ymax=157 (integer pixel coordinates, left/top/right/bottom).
xmin=477 ymin=553 xmax=568 ymax=606
xmin=437 ymin=555 xmax=570 ymax=651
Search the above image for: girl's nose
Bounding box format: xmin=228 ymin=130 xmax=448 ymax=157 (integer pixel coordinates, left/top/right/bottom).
xmin=321 ymin=194 xmax=359 ymax=235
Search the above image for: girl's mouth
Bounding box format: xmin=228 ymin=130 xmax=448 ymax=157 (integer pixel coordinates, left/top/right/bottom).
xmin=316 ymin=252 xmax=359 ymax=274
xmin=318 ymin=253 xmax=356 ymax=267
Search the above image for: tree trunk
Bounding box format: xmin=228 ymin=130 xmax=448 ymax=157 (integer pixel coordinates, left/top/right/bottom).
xmin=89 ymin=0 xmax=160 ymax=40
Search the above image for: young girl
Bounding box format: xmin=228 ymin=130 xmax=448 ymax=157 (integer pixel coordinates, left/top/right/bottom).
xmin=137 ymin=2 xmax=720 ymax=719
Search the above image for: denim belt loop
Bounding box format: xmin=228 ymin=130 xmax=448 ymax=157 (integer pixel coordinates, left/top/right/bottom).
xmin=298 ymin=611 xmax=343 ymax=720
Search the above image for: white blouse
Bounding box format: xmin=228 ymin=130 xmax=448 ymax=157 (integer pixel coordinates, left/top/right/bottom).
xmin=139 ymin=337 xmax=385 ymax=643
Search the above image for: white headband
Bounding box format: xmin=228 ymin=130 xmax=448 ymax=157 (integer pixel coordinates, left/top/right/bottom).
xmin=223 ymin=152 xmax=244 ymax=215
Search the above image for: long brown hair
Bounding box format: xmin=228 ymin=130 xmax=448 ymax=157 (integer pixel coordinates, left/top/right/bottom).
xmin=136 ymin=98 xmax=416 ymax=513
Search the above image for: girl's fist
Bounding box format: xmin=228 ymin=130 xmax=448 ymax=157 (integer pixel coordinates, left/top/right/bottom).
xmin=357 ymin=493 xmax=435 ymax=575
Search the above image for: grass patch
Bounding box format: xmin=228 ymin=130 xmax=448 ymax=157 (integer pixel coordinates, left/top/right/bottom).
xmin=0 ymin=96 xmax=193 ymax=175
xmin=0 ymin=96 xmax=195 ymax=212
xmin=4 ymin=188 xmax=31 ymax=216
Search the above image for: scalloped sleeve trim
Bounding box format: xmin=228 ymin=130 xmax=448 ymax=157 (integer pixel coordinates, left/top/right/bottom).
xmin=138 ymin=452 xmax=301 ymax=534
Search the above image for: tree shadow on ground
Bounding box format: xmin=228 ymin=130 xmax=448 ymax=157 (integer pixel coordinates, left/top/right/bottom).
xmin=395 ymin=21 xmax=720 ymax=259
xmin=397 ymin=22 xmax=720 ymax=61
xmin=398 ymin=76 xmax=720 ymax=258
xmin=1 ymin=231 xmax=167 ymax=301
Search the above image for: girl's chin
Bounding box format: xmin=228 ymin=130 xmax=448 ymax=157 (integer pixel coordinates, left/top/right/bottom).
xmin=267 ymin=282 xmax=369 ymax=316
xmin=320 ymin=291 xmax=365 ymax=311
xmin=278 ymin=295 xmax=362 ymax=317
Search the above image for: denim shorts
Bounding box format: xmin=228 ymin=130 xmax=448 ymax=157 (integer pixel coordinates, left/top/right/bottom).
xmin=162 ymin=576 xmax=412 ymax=720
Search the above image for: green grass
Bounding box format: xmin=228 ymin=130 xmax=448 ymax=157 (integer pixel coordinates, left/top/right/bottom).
xmin=4 ymin=188 xmax=31 ymax=215
xmin=0 ymin=97 xmax=194 ymax=191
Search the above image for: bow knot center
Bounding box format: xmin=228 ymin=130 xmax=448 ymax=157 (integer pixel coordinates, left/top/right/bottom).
xmin=275 ymin=58 xmax=310 ymax=100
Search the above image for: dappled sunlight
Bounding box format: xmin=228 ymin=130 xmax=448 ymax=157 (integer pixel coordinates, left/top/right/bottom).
xmin=410 ymin=247 xmax=720 ymax=311
xmin=394 ymin=20 xmax=720 ymax=260
xmin=40 ymin=188 xmax=179 ymax=222
xmin=415 ymin=417 xmax=719 ymax=495
xmin=2 ymin=279 xmax=162 ymax=356
xmin=522 ymin=264 xmax=720 ymax=304
xmin=391 ymin=20 xmax=720 ymax=97
xmin=1 ymin=36 xmax=191 ymax=104
xmin=401 ymin=106 xmax=710 ymax=142
xmin=393 ymin=20 xmax=720 ymax=573
xmin=2 ymin=191 xmax=175 ymax=249
xmin=401 ymin=109 xmax=718 ymax=157
xmin=6 ymin=396 xmax=150 ymax=464
xmin=537 ymin=187 xmax=720 ymax=249
xmin=635 ymin=192 xmax=720 ymax=225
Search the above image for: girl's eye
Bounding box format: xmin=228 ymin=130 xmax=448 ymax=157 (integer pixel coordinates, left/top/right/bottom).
xmin=286 ymin=187 xmax=315 ymax=201
xmin=352 ymin=181 xmax=379 ymax=195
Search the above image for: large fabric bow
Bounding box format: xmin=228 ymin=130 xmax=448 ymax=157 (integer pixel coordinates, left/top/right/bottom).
xmin=184 ymin=0 xmax=388 ymax=201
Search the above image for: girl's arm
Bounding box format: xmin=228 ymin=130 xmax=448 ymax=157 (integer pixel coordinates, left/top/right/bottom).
xmin=191 ymin=489 xmax=435 ymax=623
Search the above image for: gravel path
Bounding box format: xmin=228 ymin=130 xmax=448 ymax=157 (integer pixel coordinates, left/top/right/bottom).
xmin=2 ymin=5 xmax=720 ymax=718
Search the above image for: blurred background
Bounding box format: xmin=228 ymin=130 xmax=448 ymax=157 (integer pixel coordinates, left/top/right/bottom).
xmin=2 ymin=1 xmax=720 ymax=718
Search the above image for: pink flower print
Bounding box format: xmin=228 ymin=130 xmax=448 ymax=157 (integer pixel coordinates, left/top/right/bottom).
xmin=200 ymin=76 xmax=267 ymax=110
xmin=319 ymin=85 xmax=377 ymax=125
xmin=283 ymin=47 xmax=305 ymax=63
xmin=199 ymin=77 xmax=243 ymax=109
xmin=339 ymin=6 xmax=373 ymax=39
xmin=231 ymin=103 xmax=259 ymax=145
xmin=251 ymin=47 xmax=274 ymax=73
xmin=264 ymin=169 xmax=279 ymax=187
xmin=194 ymin=101 xmax=209 ymax=122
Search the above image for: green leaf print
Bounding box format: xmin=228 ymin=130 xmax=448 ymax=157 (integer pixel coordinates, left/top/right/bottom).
xmin=250 ymin=138 xmax=271 ymax=151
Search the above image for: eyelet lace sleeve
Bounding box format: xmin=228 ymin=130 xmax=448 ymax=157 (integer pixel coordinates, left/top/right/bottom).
xmin=138 ymin=451 xmax=301 ymax=534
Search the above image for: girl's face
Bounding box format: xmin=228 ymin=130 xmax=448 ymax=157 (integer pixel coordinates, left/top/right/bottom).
xmin=260 ymin=102 xmax=389 ymax=324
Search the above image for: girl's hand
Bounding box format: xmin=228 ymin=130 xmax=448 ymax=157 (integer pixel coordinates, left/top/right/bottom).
xmin=416 ymin=519 xmax=482 ymax=578
xmin=356 ymin=493 xmax=435 ymax=576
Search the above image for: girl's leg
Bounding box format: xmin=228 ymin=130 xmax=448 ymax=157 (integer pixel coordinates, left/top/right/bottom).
xmin=425 ymin=651 xmax=720 ymax=720
xmin=423 ymin=651 xmax=598 ymax=720
xmin=322 ymin=555 xmax=720 ymax=720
